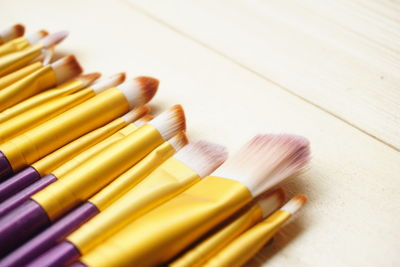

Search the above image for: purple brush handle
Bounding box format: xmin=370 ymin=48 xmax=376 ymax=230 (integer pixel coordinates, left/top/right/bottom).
xmin=0 ymin=152 xmax=14 ymax=181
xmin=70 ymin=262 xmax=87 ymax=267
xmin=0 ymin=174 xmax=57 ymax=217
xmin=0 ymin=202 xmax=99 ymax=267
xmin=0 ymin=199 xmax=50 ymax=257
xmin=0 ymin=166 xmax=41 ymax=202
xmin=26 ymin=241 xmax=81 ymax=267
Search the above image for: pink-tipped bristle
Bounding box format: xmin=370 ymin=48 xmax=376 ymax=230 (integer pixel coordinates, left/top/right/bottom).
xmin=39 ymin=31 xmax=68 ymax=48
xmin=173 ymin=141 xmax=228 ymax=178
xmin=211 ymin=134 xmax=310 ymax=197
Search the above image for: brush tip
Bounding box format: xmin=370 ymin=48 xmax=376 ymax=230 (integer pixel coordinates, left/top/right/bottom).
xmin=168 ymin=131 xmax=189 ymax=151
xmin=0 ymin=24 xmax=25 ymax=42
xmin=13 ymin=24 xmax=25 ymax=37
xmin=148 ymin=105 xmax=186 ymax=140
xmin=257 ymin=188 xmax=285 ymax=217
xmin=280 ymin=194 xmax=308 ymax=214
xmin=174 ymin=140 xmax=228 ymax=177
xmin=121 ymin=106 xmax=151 ymax=123
xmin=78 ymin=72 xmax=101 ymax=86
xmin=90 ymin=72 xmax=126 ymax=93
xmin=134 ymin=114 xmax=154 ymax=127
xmin=51 ymin=55 xmax=83 ymax=84
xmin=135 ymin=76 xmax=159 ymax=103
xmin=39 ymin=30 xmax=68 ymax=48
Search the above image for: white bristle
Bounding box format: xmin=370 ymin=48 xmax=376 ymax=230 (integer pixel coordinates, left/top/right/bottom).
xmin=0 ymin=24 xmax=24 ymax=42
xmin=173 ymin=141 xmax=227 ymax=178
xmin=280 ymin=195 xmax=307 ymax=215
xmin=90 ymin=73 xmax=126 ymax=93
xmin=121 ymin=106 xmax=150 ymax=123
xmin=168 ymin=132 xmax=188 ymax=152
xmin=41 ymin=47 xmax=53 ymax=65
xmin=211 ymin=134 xmax=310 ymax=196
xmin=134 ymin=115 xmax=154 ymax=127
xmin=77 ymin=73 xmax=101 ymax=87
xmin=256 ymin=189 xmax=285 ymax=218
xmin=38 ymin=31 xmax=68 ymax=49
xmin=51 ymin=55 xmax=82 ymax=84
xmin=147 ymin=105 xmax=186 ymax=141
xmin=26 ymin=30 xmax=48 ymax=44
xmin=116 ymin=77 xmax=158 ymax=109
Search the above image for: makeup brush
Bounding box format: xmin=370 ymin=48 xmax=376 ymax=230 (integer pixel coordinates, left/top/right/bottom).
xmin=0 ymin=31 xmax=68 ymax=77
xmin=0 ymin=30 xmax=48 ymax=57
xmin=76 ymin=134 xmax=309 ymax=267
xmin=0 ymin=132 xmax=188 ymax=267
xmin=0 ymin=24 xmax=24 ymax=45
xmin=0 ymin=73 xmax=127 ymax=144
xmin=0 ymin=105 xmax=147 ymax=203
xmin=0 ymin=76 xmax=158 ymax=179
xmin=0 ymin=61 xmax=43 ymax=89
xmin=0 ymin=72 xmax=101 ymax=123
xmin=27 ymin=140 xmax=227 ymax=267
xmin=0 ymin=54 xmax=83 ymax=111
xmin=0 ymin=107 xmax=149 ymax=214
xmin=0 ymin=105 xmax=184 ymax=254
xmin=170 ymin=189 xmax=285 ymax=267
xmin=203 ymin=195 xmax=308 ymax=267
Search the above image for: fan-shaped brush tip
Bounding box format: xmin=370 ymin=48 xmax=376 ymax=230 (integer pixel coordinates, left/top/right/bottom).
xmin=51 ymin=55 xmax=83 ymax=84
xmin=78 ymin=72 xmax=101 ymax=86
xmin=148 ymin=105 xmax=186 ymax=141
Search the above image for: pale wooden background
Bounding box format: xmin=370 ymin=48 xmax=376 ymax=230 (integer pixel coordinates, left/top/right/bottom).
xmin=1 ymin=0 xmax=399 ymax=266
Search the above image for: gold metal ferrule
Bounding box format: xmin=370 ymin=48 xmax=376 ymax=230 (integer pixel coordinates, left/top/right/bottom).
xmin=32 ymin=118 xmax=128 ymax=176
xmin=203 ymin=210 xmax=291 ymax=267
xmin=69 ymin=157 xmax=199 ymax=254
xmin=0 ymin=37 xmax=30 ymax=57
xmin=32 ymin=124 xmax=164 ymax=221
xmin=0 ymin=61 xmax=42 ymax=89
xmin=171 ymin=204 xmax=264 ymax=267
xmin=52 ymin=123 xmax=139 ymax=179
xmin=0 ymin=87 xmax=130 ymax=171
xmin=0 ymin=64 xmax=57 ymax=111
xmin=0 ymin=88 xmax=94 ymax=143
xmin=89 ymin=142 xmax=176 ymax=211
xmin=80 ymin=176 xmax=253 ymax=267
xmin=0 ymin=44 xmax=43 ymax=77
xmin=0 ymin=79 xmax=85 ymax=123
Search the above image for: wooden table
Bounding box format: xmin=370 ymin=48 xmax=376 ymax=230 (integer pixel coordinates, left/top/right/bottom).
xmin=1 ymin=0 xmax=399 ymax=266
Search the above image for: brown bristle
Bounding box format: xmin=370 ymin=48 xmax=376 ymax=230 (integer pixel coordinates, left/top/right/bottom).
xmin=113 ymin=72 xmax=126 ymax=84
xmin=135 ymin=76 xmax=159 ymax=103
xmin=13 ymin=24 xmax=25 ymax=37
xmin=141 ymin=114 xmax=154 ymax=122
xmin=172 ymin=104 xmax=186 ymax=132
xmin=38 ymin=30 xmax=49 ymax=38
xmin=78 ymin=73 xmax=101 ymax=86
xmin=174 ymin=131 xmax=189 ymax=148
xmin=52 ymin=55 xmax=83 ymax=84
xmin=65 ymin=55 xmax=83 ymax=75
xmin=294 ymin=194 xmax=308 ymax=205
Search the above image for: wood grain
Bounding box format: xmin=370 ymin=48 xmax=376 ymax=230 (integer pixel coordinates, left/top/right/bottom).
xmin=128 ymin=0 xmax=400 ymax=150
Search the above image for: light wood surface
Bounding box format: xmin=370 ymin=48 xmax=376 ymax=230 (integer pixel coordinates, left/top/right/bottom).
xmin=0 ymin=0 xmax=399 ymax=266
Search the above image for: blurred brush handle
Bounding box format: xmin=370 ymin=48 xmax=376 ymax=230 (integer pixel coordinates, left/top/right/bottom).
xmin=0 ymin=174 xmax=57 ymax=217
xmin=0 ymin=151 xmax=13 ymax=181
xmin=0 ymin=166 xmax=40 ymax=201
xmin=26 ymin=241 xmax=81 ymax=267
xmin=0 ymin=202 xmax=99 ymax=267
xmin=0 ymin=199 xmax=50 ymax=257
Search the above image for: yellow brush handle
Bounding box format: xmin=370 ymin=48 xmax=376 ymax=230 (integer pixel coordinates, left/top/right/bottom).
xmin=203 ymin=210 xmax=291 ymax=267
xmin=0 ymin=37 xmax=30 ymax=57
xmin=0 ymin=44 xmax=42 ymax=77
xmin=0 ymin=87 xmax=129 ymax=171
xmin=0 ymin=62 xmax=42 ymax=89
xmin=81 ymin=176 xmax=253 ymax=267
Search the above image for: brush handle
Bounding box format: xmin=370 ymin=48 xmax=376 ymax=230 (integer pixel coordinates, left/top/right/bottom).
xmin=26 ymin=241 xmax=81 ymax=267
xmin=0 ymin=151 xmax=13 ymax=181
xmin=69 ymin=262 xmax=87 ymax=267
xmin=0 ymin=166 xmax=40 ymax=201
xmin=0 ymin=199 xmax=50 ymax=257
xmin=0 ymin=202 xmax=99 ymax=267
xmin=0 ymin=174 xmax=57 ymax=217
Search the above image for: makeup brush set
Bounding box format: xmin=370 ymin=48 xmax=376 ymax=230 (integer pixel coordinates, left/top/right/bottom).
xmin=0 ymin=23 xmax=311 ymax=267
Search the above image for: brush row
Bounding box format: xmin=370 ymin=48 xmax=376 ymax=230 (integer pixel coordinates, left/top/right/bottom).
xmin=0 ymin=23 xmax=311 ymax=267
